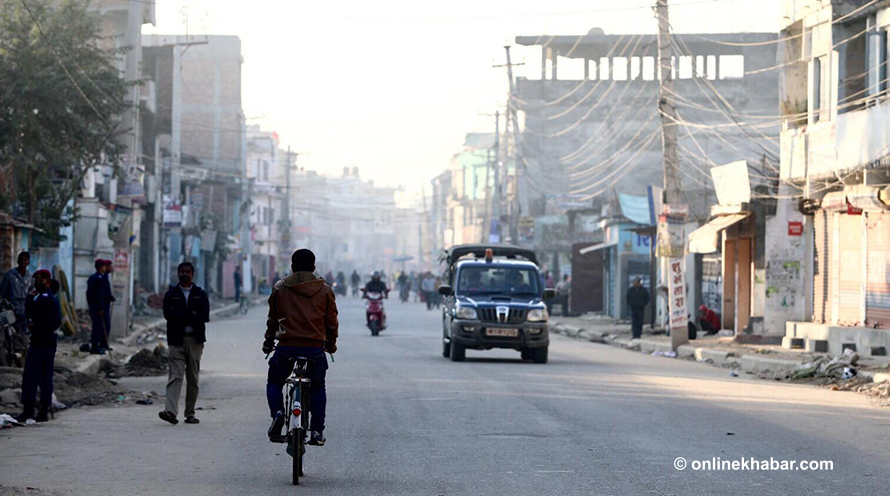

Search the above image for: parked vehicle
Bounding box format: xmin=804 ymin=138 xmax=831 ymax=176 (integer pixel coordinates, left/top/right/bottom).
xmin=363 ymin=290 xmax=387 ymax=336
xmin=438 ymin=245 xmax=554 ymax=363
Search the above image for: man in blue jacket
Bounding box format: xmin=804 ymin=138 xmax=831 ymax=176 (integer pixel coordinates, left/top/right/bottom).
xmin=159 ymin=262 xmax=210 ymax=425
xmin=16 ymin=269 xmax=62 ymax=422
xmin=86 ymin=259 xmax=114 ymax=354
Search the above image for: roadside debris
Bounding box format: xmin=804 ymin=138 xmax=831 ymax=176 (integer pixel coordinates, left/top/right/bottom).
xmin=122 ymin=344 xmax=169 ymax=377
xmin=730 ymin=370 xmax=739 ymax=377
xmin=0 ymin=413 xmax=23 ymax=428
xmin=651 ymin=350 xmax=677 ymax=358
xmin=790 ymin=349 xmax=859 ymax=380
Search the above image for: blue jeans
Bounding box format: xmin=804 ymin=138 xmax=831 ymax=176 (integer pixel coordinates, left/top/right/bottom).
xmin=266 ymin=346 xmax=327 ymax=433
xmin=21 ymin=344 xmax=56 ymax=407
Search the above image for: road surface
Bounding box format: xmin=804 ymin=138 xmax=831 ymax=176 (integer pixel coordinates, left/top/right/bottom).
xmin=1 ymin=296 xmax=888 ymax=495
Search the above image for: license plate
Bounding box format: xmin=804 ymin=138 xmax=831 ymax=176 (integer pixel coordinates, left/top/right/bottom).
xmin=486 ymin=328 xmax=518 ymax=337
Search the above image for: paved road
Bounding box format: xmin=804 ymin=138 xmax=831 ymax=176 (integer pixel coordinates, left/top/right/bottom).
xmin=1 ymin=296 xmax=889 ymax=495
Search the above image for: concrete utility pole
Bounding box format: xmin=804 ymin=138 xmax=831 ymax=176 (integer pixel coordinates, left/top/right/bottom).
xmin=657 ymin=0 xmax=681 ymax=203
xmin=656 ymin=0 xmax=688 ymax=349
xmin=495 ymin=46 xmax=525 ymax=243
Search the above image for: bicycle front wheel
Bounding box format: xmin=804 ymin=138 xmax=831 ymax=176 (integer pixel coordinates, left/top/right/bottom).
xmin=292 ymin=430 xmax=302 ymax=485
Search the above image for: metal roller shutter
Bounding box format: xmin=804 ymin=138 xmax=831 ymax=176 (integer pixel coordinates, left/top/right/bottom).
xmin=813 ymin=211 xmax=830 ymax=323
xmin=836 ymin=213 xmax=863 ymax=326
xmin=866 ymin=211 xmax=890 ymax=328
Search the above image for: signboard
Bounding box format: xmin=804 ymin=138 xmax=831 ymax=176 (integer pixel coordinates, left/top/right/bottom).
xmin=656 ymin=204 xmax=688 ymax=258
xmin=711 ymin=161 xmax=751 ymax=205
xmin=162 ymin=194 xmax=182 ymax=227
xmin=787 ymin=221 xmax=803 ymax=236
xmin=668 ymin=257 xmax=687 ymax=333
xmin=518 ymin=217 xmax=535 ymax=242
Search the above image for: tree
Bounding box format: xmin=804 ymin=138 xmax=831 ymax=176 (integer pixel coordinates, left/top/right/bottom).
xmin=0 ymin=0 xmax=131 ymax=238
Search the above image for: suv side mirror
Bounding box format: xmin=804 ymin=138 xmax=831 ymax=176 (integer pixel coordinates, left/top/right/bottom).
xmin=438 ymin=285 xmax=453 ymax=296
xmin=543 ymin=288 xmax=556 ymax=300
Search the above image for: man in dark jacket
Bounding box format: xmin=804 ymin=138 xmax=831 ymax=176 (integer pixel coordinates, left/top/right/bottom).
xmin=264 ymin=249 xmax=338 ymax=447
xmin=159 ymin=262 xmax=210 ymax=425
xmin=86 ymin=259 xmax=114 ymax=354
xmin=626 ymin=277 xmax=650 ymax=340
xmin=16 ymin=269 xmax=62 ymax=422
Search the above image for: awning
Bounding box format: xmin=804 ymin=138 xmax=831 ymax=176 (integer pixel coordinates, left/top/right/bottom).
xmin=579 ymin=240 xmax=618 ymax=255
xmin=687 ymin=213 xmax=750 ymax=254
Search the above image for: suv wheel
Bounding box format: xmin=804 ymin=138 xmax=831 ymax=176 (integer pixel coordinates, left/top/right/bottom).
xmin=520 ymin=349 xmax=532 ymax=360
xmin=531 ymin=346 xmax=548 ymax=364
xmin=442 ymin=336 xmax=451 ymax=358
xmin=450 ymin=339 xmax=466 ymax=362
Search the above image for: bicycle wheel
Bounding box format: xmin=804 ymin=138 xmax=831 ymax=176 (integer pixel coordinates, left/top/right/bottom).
xmin=292 ymin=429 xmax=302 ymax=485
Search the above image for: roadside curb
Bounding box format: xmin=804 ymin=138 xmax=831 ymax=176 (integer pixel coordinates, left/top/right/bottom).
xmin=75 ymin=298 xmax=259 ymax=376
xmin=552 ymin=321 xmax=817 ymax=378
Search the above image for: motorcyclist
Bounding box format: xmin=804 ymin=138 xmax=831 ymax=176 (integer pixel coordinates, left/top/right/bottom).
xmin=363 ymin=271 xmax=388 ymax=296
xmin=264 ymin=249 xmax=338 ymax=447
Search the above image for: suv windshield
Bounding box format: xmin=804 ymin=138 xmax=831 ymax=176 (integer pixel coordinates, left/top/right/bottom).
xmin=457 ymin=266 xmax=540 ymax=296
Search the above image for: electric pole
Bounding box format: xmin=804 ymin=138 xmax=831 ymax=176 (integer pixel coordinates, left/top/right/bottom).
xmin=495 ymin=46 xmax=525 ymax=243
xmin=657 ymin=0 xmax=682 ymax=203
xmin=656 ymin=0 xmax=688 ymax=349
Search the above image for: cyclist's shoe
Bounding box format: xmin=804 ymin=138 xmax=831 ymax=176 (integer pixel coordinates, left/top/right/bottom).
xmin=308 ymin=431 xmax=325 ymax=446
xmin=268 ymin=411 xmax=285 ymax=441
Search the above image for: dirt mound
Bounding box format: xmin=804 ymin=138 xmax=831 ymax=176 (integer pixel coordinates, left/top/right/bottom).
xmin=53 ymin=370 xmax=125 ymax=407
xmin=123 ymin=345 xmax=168 ymax=377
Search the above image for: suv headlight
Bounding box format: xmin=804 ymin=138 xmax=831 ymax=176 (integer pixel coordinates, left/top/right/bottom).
xmin=527 ymin=308 xmax=548 ymax=322
xmin=456 ymin=306 xmax=477 ymax=319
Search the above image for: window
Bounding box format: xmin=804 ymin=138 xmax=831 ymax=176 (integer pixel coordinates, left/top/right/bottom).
xmin=599 ymin=58 xmax=610 ymax=80
xmin=866 ymin=22 xmax=887 ymax=97
xmin=679 ymin=56 xmax=693 ymax=79
xmin=613 ymin=57 xmax=628 ymax=80
xmin=706 ymin=55 xmax=717 ymax=80
xmin=588 ymin=59 xmax=598 ymax=80
xmin=696 ymin=55 xmax=705 ymax=78
xmin=813 ymin=56 xmax=823 ymax=120
xmin=719 ymin=55 xmax=744 ymax=79
xmin=457 ymin=266 xmax=541 ymax=296
xmin=642 ymin=57 xmax=656 ymax=80
xmin=630 ymin=57 xmax=641 ymax=80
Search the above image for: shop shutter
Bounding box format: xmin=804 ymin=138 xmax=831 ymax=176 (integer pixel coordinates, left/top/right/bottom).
xmin=866 ymin=211 xmax=890 ymax=328
xmin=813 ymin=211 xmax=830 ymax=323
xmin=836 ymin=213 xmax=864 ymax=326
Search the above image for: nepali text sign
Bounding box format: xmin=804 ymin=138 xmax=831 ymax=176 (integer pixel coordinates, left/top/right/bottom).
xmin=668 ymin=257 xmax=687 ymax=333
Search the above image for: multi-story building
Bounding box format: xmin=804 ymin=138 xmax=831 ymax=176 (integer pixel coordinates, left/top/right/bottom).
xmin=246 ymin=126 xmax=285 ymax=288
xmin=773 ymin=0 xmax=890 ymax=355
xmin=513 ymin=30 xmax=780 ymax=331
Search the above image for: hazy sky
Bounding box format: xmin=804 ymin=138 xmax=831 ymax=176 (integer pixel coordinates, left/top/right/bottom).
xmin=144 ymin=0 xmax=780 ymax=194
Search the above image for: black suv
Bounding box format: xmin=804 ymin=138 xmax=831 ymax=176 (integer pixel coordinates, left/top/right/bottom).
xmin=438 ymin=245 xmax=554 ymax=363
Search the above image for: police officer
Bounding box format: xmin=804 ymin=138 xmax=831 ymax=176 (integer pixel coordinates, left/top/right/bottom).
xmin=86 ymin=259 xmax=114 ymax=354
xmin=16 ymin=269 xmax=62 ymax=422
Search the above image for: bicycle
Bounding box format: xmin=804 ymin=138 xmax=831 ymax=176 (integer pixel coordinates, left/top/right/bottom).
xmin=269 ymin=354 xmax=314 ymax=485
xmin=238 ymin=296 xmax=250 ymax=315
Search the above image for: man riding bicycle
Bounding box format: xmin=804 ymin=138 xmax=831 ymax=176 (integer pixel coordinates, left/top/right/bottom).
xmin=264 ymin=249 xmax=338 ymax=446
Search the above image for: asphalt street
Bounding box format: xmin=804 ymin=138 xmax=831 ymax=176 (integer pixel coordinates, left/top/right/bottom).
xmin=1 ymin=296 xmax=889 ymax=495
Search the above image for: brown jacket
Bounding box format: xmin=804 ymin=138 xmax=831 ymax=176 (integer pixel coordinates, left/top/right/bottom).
xmin=265 ymin=272 xmax=339 ymax=350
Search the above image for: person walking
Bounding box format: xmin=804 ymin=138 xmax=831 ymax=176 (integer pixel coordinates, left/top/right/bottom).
xmin=626 ymin=278 xmax=650 ymax=340
xmin=86 ymin=259 xmax=114 ymax=354
xmin=233 ymin=265 xmax=243 ymax=303
xmin=16 ymin=269 xmax=62 ymax=422
xmin=421 ymin=273 xmax=436 ymax=311
xmin=159 ymin=262 xmax=210 ymax=425
xmin=0 ymin=251 xmax=33 ymax=366
xmin=554 ymin=275 xmax=571 ymax=316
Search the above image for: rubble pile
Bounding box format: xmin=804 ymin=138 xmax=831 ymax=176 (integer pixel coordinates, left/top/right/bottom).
xmin=122 ymin=344 xmax=168 ymax=377
xmin=790 ymin=349 xmax=860 ymax=380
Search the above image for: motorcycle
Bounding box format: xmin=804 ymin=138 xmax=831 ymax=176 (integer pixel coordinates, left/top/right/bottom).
xmin=331 ymin=281 xmax=347 ymax=297
xmin=363 ymin=290 xmax=387 ymax=336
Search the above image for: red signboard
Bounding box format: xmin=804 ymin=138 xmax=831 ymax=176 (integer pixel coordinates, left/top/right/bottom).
xmin=787 ymin=221 xmax=803 ymax=236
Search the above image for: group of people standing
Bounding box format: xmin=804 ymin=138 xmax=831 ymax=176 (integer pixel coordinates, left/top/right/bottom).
xmin=394 ymin=271 xmax=442 ymax=310
xmin=1 ymin=251 xmax=62 ymax=422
